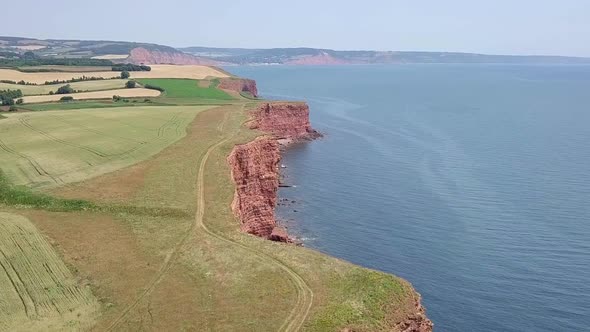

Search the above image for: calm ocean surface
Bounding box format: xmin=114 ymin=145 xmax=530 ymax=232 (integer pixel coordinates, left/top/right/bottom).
xmin=228 ymin=65 xmax=590 ymax=331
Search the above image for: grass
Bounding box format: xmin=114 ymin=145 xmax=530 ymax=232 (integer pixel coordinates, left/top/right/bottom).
xmin=0 ymin=211 xmax=100 ymax=331
xmin=138 ymin=78 xmax=234 ymax=100
xmin=0 ymin=105 xmax=212 ymax=188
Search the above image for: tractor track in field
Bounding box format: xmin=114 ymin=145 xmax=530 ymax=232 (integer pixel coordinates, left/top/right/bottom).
xmin=105 ymin=105 xmax=313 ymax=331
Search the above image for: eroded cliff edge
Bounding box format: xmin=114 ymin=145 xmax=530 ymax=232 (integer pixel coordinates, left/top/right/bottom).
xmin=226 ymin=101 xmax=432 ymax=331
xmin=227 ymin=102 xmax=320 ymax=242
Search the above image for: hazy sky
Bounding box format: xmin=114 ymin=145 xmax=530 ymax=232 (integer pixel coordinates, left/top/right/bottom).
xmin=4 ymin=0 xmax=590 ymax=56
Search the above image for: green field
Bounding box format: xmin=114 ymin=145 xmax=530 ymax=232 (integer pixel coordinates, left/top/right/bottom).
xmin=0 ymin=79 xmax=128 ymax=96
xmin=138 ymin=78 xmax=234 ymax=100
xmin=0 ymin=212 xmax=100 ymax=331
xmin=19 ymin=100 xmax=154 ymax=111
xmin=0 ymin=106 xmax=211 ymax=188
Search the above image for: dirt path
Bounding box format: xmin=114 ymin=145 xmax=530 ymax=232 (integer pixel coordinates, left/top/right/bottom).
xmin=105 ymin=105 xmax=313 ymax=331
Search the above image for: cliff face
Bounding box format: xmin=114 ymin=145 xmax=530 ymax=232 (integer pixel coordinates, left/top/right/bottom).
xmin=227 ymin=102 xmax=321 ymax=242
xmin=248 ymin=102 xmax=322 ymax=140
xmin=227 ymin=137 xmax=288 ymax=241
xmin=218 ymin=78 xmax=258 ymax=98
xmin=128 ymin=47 xmax=221 ymax=65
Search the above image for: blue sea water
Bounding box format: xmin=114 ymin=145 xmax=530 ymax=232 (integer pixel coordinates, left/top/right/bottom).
xmin=228 ymin=65 xmax=590 ymax=331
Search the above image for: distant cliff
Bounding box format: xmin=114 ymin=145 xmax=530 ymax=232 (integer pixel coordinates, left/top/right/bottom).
xmin=218 ymin=77 xmax=258 ymax=97
xmin=128 ymin=47 xmax=221 ymax=65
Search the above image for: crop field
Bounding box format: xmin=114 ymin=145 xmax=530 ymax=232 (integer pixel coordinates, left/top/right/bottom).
xmin=138 ymin=78 xmax=233 ymax=100
xmin=130 ymin=65 xmax=230 ymax=80
xmin=91 ymin=54 xmax=129 ymax=60
xmin=0 ymin=105 xmax=211 ymax=188
xmin=21 ymin=88 xmax=161 ymax=103
xmin=0 ymin=79 xmax=128 ymax=96
xmin=17 ymin=65 xmax=112 ymax=72
xmin=0 ymin=69 xmax=121 ymax=84
xmin=0 ymin=65 xmax=228 ymax=84
xmin=0 ymin=212 xmax=99 ymax=332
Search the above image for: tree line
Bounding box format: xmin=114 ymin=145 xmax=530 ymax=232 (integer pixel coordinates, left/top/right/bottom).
xmin=0 ymin=89 xmax=23 ymax=106
xmin=112 ymin=64 xmax=151 ymax=72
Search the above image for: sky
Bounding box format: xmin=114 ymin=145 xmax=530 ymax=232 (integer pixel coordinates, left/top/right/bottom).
xmin=3 ymin=0 xmax=590 ymax=57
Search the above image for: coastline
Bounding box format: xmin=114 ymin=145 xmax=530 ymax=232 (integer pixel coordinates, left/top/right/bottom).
xmin=227 ymin=98 xmax=433 ymax=330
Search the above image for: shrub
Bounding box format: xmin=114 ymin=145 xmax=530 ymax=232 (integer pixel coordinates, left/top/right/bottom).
xmin=8 ymin=106 xmax=17 ymax=112
xmin=15 ymin=98 xmax=23 ymax=105
xmin=112 ymin=95 xmax=121 ymax=101
xmin=120 ymin=70 xmax=130 ymax=79
xmin=144 ymin=84 xmax=164 ymax=92
xmin=59 ymin=96 xmax=74 ymax=102
xmin=56 ymin=84 xmax=74 ymax=94
xmin=125 ymin=80 xmax=136 ymax=88
xmin=49 ymin=91 xmax=54 ymax=95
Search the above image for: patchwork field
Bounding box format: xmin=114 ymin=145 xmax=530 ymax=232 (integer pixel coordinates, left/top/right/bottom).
xmin=0 ymin=79 xmax=129 ymax=96
xmin=0 ymin=212 xmax=100 ymax=332
xmin=0 ymin=65 xmax=228 ymax=84
xmin=0 ymin=106 xmax=211 ymax=187
xmin=21 ymin=88 xmax=161 ymax=103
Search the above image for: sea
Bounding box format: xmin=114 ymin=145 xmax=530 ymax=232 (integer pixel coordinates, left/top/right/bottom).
xmin=228 ymin=64 xmax=590 ymax=331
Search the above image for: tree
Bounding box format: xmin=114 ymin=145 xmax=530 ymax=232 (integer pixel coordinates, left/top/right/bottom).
xmin=16 ymin=98 xmax=23 ymax=105
xmin=125 ymin=80 xmax=136 ymax=88
xmin=1 ymin=97 xmax=14 ymax=106
xmin=59 ymin=96 xmax=74 ymax=102
xmin=56 ymin=84 xmax=74 ymax=94
xmin=120 ymin=70 xmax=130 ymax=79
xmin=112 ymin=95 xmax=121 ymax=101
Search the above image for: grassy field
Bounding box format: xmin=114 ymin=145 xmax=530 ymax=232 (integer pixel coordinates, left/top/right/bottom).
xmin=21 ymin=88 xmax=160 ymax=103
xmin=138 ymin=78 xmax=233 ymax=100
xmin=0 ymin=106 xmax=211 ymax=188
xmin=19 ymin=100 xmax=158 ymax=111
xmin=0 ymin=79 xmax=128 ymax=96
xmin=0 ymin=212 xmax=100 ymax=332
xmin=0 ymin=67 xmax=418 ymax=331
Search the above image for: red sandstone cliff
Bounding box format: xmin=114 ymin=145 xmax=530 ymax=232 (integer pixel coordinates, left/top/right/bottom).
xmin=128 ymin=47 xmax=221 ymax=65
xmin=218 ymin=77 xmax=259 ymax=98
xmin=248 ymin=102 xmax=322 ymax=140
xmin=227 ymin=137 xmax=286 ymax=240
xmin=227 ymin=102 xmax=321 ymax=242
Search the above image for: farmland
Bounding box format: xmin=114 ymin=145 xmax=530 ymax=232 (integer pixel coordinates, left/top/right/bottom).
xmin=21 ymin=88 xmax=161 ymax=103
xmin=0 ymin=106 xmax=211 ymax=188
xmin=138 ymin=78 xmax=233 ymax=100
xmin=0 ymin=212 xmax=100 ymax=331
xmin=0 ymin=79 xmax=128 ymax=96
xmin=0 ymin=64 xmax=417 ymax=331
xmin=0 ymin=65 xmax=228 ymax=84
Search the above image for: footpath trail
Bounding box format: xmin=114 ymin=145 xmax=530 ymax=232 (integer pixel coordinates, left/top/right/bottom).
xmin=106 ymin=105 xmax=313 ymax=331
